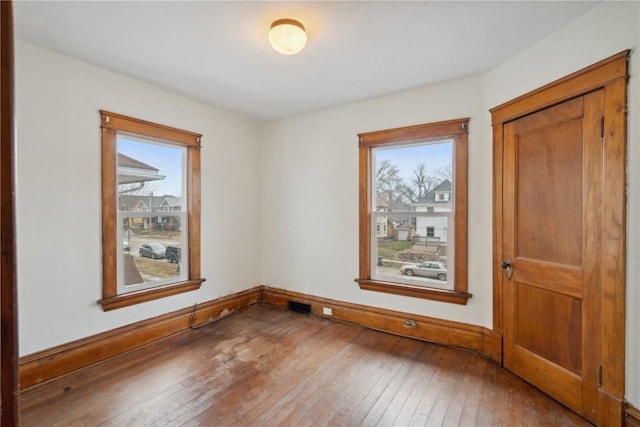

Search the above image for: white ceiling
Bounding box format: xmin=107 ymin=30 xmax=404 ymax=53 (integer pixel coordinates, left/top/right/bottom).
xmin=14 ymin=1 xmax=601 ymax=121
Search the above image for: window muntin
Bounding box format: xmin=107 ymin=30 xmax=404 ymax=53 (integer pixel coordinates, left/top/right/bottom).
xmin=357 ymin=118 xmax=470 ymax=305
xmin=100 ymin=111 xmax=204 ymax=311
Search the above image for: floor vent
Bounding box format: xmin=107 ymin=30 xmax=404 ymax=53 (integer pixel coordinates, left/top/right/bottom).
xmin=288 ymin=300 xmax=311 ymax=314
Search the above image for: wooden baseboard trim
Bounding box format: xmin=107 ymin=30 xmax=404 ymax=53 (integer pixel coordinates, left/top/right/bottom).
xmin=20 ymin=285 xmax=503 ymax=390
xmin=261 ymin=286 xmax=501 ymax=362
xmin=19 ymin=286 xmax=262 ymax=389
xmin=626 ymin=403 xmax=640 ymax=427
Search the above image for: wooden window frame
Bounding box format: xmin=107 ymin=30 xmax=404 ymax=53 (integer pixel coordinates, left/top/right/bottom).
xmin=98 ymin=111 xmax=204 ymax=311
xmin=356 ymin=118 xmax=471 ymax=305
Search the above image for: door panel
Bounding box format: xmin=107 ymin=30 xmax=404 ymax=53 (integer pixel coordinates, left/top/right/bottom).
xmin=515 ymin=114 xmax=583 ymax=266
xmin=515 ymin=284 xmax=582 ymax=375
xmin=503 ymin=91 xmax=604 ymax=419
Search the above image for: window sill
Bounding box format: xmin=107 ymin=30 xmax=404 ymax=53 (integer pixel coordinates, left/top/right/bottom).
xmin=355 ymin=279 xmax=472 ymax=305
xmin=98 ymin=279 xmax=205 ymax=311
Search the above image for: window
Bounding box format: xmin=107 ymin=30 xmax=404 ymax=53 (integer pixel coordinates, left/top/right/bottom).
xmin=436 ymin=192 xmax=450 ymax=202
xmin=99 ymin=111 xmax=204 ymax=311
xmin=357 ymin=118 xmax=470 ymax=304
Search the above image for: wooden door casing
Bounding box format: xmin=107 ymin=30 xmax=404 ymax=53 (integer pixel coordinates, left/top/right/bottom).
xmin=491 ymin=51 xmax=628 ymax=426
xmin=1 ymin=1 xmax=20 ymax=425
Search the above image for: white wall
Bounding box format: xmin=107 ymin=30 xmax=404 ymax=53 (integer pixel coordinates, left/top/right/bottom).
xmin=259 ymin=74 xmax=491 ymax=327
xmin=16 ymin=42 xmax=262 ymax=355
xmin=260 ymin=0 xmax=640 ymax=407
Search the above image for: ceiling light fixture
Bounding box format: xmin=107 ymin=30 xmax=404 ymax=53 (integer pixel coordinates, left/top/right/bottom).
xmin=269 ymin=18 xmax=307 ymax=55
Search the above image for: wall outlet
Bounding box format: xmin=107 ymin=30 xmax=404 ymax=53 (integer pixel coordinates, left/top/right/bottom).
xmin=322 ymin=307 xmax=333 ymax=316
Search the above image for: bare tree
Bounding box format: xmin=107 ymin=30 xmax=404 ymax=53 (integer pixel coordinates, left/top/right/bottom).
xmin=411 ymin=163 xmax=441 ymax=200
xmin=433 ymin=164 xmax=452 ymax=183
xmin=396 ymin=182 xmax=417 ymax=205
xmin=375 ymin=160 xmax=401 ymax=202
xmin=118 ymin=183 xmax=157 ymax=211
xmin=375 ymin=160 xmax=454 ymax=208
xmin=375 ymin=159 xmax=413 ymax=209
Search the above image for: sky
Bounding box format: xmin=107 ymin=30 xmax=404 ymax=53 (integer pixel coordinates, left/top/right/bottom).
xmin=116 ymin=136 xmax=451 ymax=198
xmin=374 ymin=138 xmax=452 ymax=184
xmin=117 ymin=136 xmax=184 ymax=197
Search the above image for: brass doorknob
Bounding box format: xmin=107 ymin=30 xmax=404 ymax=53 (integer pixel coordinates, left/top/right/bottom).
xmin=501 ymin=257 xmax=513 ymax=280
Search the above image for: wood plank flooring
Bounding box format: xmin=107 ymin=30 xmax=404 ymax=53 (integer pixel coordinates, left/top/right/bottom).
xmin=21 ymin=304 xmax=592 ymax=426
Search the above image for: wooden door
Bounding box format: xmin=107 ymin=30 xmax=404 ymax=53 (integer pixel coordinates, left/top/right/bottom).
xmin=493 ymin=51 xmax=628 ymax=425
xmin=502 ymin=92 xmax=604 ymax=421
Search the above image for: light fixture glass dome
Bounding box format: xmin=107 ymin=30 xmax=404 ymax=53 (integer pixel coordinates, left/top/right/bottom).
xmin=269 ymin=18 xmax=307 ymax=55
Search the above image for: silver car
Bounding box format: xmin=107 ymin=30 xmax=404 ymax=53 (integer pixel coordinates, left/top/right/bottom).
xmin=400 ymin=262 xmax=447 ymax=281
xmin=139 ymin=243 xmax=166 ymax=259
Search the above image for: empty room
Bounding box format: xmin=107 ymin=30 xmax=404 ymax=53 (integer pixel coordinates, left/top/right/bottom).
xmin=1 ymin=1 xmax=639 ymax=426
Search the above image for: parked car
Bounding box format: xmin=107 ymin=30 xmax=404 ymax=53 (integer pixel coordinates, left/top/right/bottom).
xmin=139 ymin=243 xmax=166 ymax=259
xmin=400 ymin=262 xmax=447 ymax=281
xmin=166 ymin=245 xmax=181 ymax=264
xmin=123 ymin=240 xmax=130 ymax=252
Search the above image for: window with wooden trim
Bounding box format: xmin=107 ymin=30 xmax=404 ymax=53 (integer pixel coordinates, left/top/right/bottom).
xmin=99 ymin=111 xmax=204 ymax=311
xmin=357 ymin=118 xmax=471 ymax=305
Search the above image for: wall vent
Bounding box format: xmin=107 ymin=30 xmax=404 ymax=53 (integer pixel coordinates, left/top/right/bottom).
xmin=288 ymin=300 xmax=311 ymax=314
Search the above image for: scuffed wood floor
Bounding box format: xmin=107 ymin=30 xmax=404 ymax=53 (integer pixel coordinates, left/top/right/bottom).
xmin=21 ymin=304 xmax=591 ymax=426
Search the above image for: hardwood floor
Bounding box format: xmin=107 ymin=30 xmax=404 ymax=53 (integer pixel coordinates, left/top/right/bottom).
xmin=21 ymin=304 xmax=591 ymax=426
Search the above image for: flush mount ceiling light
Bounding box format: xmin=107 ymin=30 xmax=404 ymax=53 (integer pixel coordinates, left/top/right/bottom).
xmin=269 ymin=18 xmax=307 ymax=55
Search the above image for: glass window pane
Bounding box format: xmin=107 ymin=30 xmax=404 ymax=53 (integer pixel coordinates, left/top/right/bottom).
xmin=373 ymin=214 xmax=452 ymax=290
xmin=373 ymin=140 xmax=453 ymax=212
xmin=121 ymin=215 xmax=185 ymax=289
xmin=117 ymin=136 xmax=185 ymax=212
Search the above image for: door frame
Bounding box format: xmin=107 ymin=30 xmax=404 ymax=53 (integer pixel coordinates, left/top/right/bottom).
xmin=1 ymin=0 xmax=20 ymax=425
xmin=491 ymin=51 xmax=629 ymax=424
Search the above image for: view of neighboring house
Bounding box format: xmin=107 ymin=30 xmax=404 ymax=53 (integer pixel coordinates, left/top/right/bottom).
xmin=117 ymin=152 xmax=181 ymax=231
xmin=117 ymin=152 xmax=165 ymax=185
xmin=119 ymin=194 xmax=182 ymax=231
xmin=375 ymin=200 xmax=389 ymax=238
xmin=119 ymin=194 xmax=182 ymax=213
xmin=413 ymin=179 xmax=451 ymax=244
